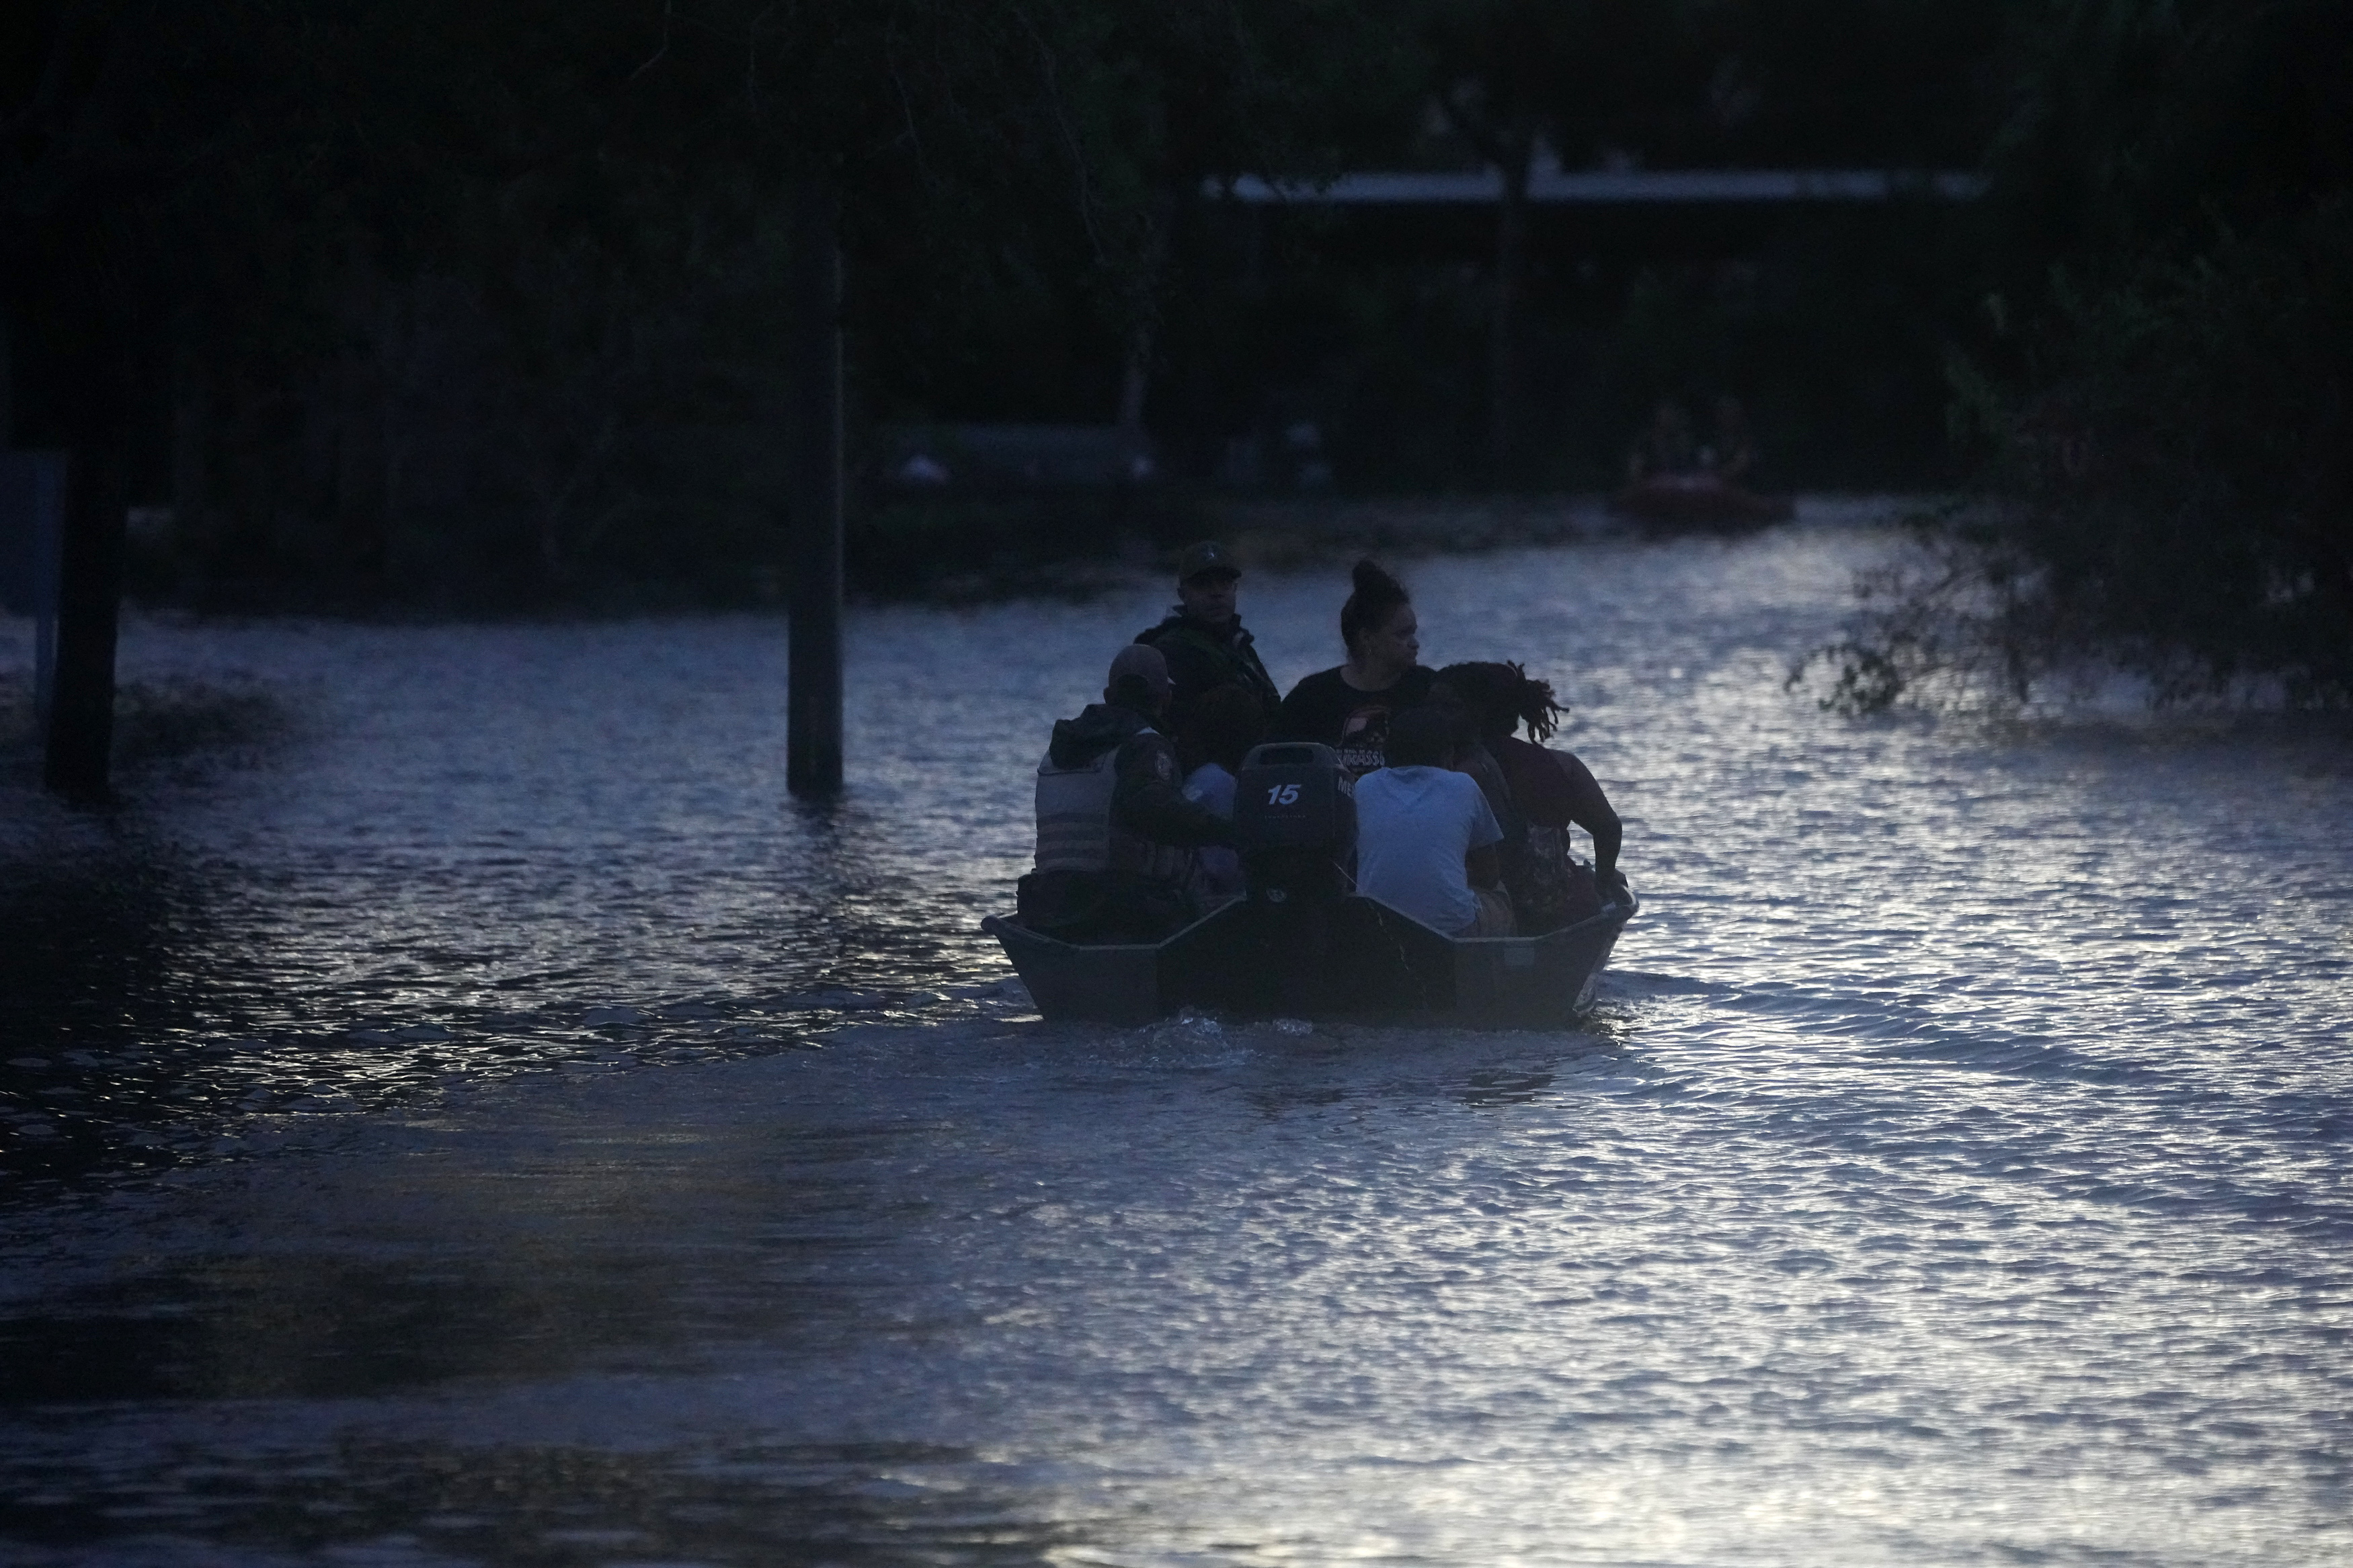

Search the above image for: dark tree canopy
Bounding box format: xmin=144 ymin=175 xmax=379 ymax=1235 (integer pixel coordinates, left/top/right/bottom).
xmin=1808 ymin=0 xmax=2353 ymax=707
xmin=13 ymin=0 xmax=2338 ymax=707
xmin=4 ymin=1 xmax=1404 ymax=604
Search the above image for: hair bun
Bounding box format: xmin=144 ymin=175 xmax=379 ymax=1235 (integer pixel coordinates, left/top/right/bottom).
xmin=1351 ymin=557 xmax=1404 ymax=597
xmin=1339 ymin=558 xmax=1412 ymax=655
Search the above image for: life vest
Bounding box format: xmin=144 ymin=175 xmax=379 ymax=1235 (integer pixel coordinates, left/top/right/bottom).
xmin=1035 ymin=743 xmax=1121 ymax=873
xmin=1033 ymin=731 xmax=1192 ymax=885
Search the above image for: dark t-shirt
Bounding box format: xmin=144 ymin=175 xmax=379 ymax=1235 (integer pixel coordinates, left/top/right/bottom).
xmin=1274 ymin=665 xmax=1437 ymax=776
xmin=1494 ymin=734 xmax=1614 ymax=834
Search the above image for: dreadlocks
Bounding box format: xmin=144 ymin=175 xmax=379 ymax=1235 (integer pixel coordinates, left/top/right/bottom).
xmin=1434 ymin=661 xmax=1564 ymax=743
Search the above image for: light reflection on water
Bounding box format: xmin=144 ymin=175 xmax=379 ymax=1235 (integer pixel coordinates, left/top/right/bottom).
xmin=3 ymin=513 xmax=2351 ymax=1566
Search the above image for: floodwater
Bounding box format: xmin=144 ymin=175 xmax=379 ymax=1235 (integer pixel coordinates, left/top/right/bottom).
xmin=2 ymin=511 xmax=2349 ymax=1567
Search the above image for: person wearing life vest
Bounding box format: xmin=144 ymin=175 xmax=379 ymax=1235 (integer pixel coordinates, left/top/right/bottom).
xmin=1017 ymin=644 xmax=1236 ymax=943
xmin=1133 ymin=540 xmax=1282 ymax=737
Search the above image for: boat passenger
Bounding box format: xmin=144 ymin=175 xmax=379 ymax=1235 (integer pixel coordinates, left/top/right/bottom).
xmin=1425 ymin=677 xmax=1530 ymax=919
xmin=1175 ymin=684 xmax=1265 ymax=903
xmin=1353 ymin=706 xmax=1513 ymax=938
xmin=1133 ymin=540 xmax=1283 ymax=733
xmin=1706 ymin=394 xmax=1757 ymax=483
xmin=1019 ymin=645 xmax=1236 ymax=944
xmin=1435 ymin=659 xmax=1625 ymax=928
xmin=1626 ymin=397 xmax=1699 ymax=482
xmin=1273 ymin=558 xmax=1435 ymax=777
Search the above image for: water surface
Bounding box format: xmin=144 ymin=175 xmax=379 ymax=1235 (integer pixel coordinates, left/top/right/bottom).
xmin=3 ymin=513 xmax=2349 ymax=1566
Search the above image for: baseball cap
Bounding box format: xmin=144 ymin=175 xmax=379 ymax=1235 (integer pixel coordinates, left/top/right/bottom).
xmin=1107 ymin=643 xmax=1174 ymax=700
xmin=1176 ymin=540 xmax=1241 ymax=582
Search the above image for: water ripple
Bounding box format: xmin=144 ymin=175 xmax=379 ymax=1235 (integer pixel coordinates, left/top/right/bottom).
xmin=3 ymin=520 xmax=2350 ymax=1565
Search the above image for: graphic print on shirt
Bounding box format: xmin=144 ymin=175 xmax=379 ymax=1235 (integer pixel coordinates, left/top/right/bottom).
xmin=1334 ymin=701 xmax=1396 ymax=776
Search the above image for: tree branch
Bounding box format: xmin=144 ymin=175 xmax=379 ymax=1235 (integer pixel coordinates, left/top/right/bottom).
xmin=1010 ymin=2 xmax=1107 ymax=268
xmin=627 ymin=0 xmax=676 ymax=84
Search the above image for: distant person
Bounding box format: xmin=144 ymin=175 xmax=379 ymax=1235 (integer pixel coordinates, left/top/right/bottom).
xmin=1436 ymin=659 xmax=1624 ymax=929
xmin=1275 ymin=558 xmax=1435 ymax=777
xmin=1134 ymin=540 xmax=1281 ymax=733
xmin=1626 ymin=397 xmax=1699 ymax=483
xmin=1705 ymin=394 xmax=1757 ymax=483
xmin=1019 ymin=645 xmax=1234 ymax=943
xmin=1176 ymin=684 xmax=1267 ymax=903
xmin=1353 ymin=706 xmax=1512 ymax=938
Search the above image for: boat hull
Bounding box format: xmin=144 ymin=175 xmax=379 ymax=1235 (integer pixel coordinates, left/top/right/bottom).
xmin=983 ymin=892 xmax=1635 ymax=1028
xmin=1610 ymin=474 xmax=1792 ymax=529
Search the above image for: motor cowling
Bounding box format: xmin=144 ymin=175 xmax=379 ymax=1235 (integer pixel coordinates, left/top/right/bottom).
xmin=1232 ymin=742 xmax=1354 ymax=904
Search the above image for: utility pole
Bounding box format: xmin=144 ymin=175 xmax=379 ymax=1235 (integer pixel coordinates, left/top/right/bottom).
xmin=1 ymin=315 xmax=68 ymax=737
xmin=786 ymin=177 xmax=845 ymax=796
xmin=42 ymin=440 xmax=125 ymax=803
xmin=30 ymin=302 xmax=132 ymax=804
xmin=1488 ymin=141 xmax=1531 ymax=485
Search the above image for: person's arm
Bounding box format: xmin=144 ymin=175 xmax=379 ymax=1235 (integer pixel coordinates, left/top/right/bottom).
xmin=1552 ymin=749 xmax=1623 ymax=883
xmin=1462 ymin=781 xmax=1504 ymax=891
xmin=1114 ymin=735 xmax=1233 ymax=848
xmin=1236 ymin=639 xmax=1283 ymax=720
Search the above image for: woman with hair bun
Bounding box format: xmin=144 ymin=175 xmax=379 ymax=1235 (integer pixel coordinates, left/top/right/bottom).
xmin=1273 ymin=559 xmax=1437 ymax=776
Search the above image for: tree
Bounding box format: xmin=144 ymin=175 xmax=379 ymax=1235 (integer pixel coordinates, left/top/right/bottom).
xmin=1812 ymin=0 xmax=2353 ymax=708
xmin=2 ymin=3 xmax=297 ymax=798
xmin=1417 ymin=1 xmax=1687 ymax=480
xmin=5 ymin=0 xmax=1389 ymax=793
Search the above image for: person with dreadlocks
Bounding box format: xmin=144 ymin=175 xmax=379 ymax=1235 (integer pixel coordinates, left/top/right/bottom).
xmin=1433 ymin=661 xmax=1625 ymax=933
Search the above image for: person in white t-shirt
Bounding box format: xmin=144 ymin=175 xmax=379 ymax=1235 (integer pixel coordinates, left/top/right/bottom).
xmin=1177 ymin=685 xmax=1267 ymax=903
xmin=1352 ymin=706 xmax=1513 ymax=937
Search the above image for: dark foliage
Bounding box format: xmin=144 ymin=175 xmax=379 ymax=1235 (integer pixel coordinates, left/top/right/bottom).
xmin=1812 ymin=0 xmax=2353 ymax=708
xmin=5 ymin=1 xmax=1386 ymax=608
xmin=4 ymin=2 xmax=2109 ymax=612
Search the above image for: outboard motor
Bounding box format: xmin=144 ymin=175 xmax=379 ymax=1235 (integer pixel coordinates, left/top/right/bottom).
xmin=1230 ymin=743 xmax=1355 ymax=1012
xmin=1232 ymin=742 xmax=1355 ymax=901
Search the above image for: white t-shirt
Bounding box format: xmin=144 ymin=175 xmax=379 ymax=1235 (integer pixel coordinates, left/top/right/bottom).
xmin=1353 ymin=765 xmax=1503 ymax=935
xmin=1183 ymin=762 xmax=1244 ymax=898
xmin=1182 ymin=762 xmax=1238 ymax=818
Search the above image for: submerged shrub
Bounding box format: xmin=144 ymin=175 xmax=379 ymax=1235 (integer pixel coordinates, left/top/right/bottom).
xmin=1808 ymin=0 xmax=2352 ymax=712
xmin=1819 ymin=204 xmax=2353 ymax=712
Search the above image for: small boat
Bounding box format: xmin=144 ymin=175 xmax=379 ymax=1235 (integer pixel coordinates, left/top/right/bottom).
xmin=1610 ymin=473 xmax=1792 ymax=529
xmin=984 ymin=888 xmax=1636 ymax=1028
xmin=988 ymin=739 xmax=1637 ymax=1027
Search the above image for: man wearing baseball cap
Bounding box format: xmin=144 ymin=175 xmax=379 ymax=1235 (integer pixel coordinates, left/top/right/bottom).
xmin=1133 ymin=540 xmax=1282 ymax=731
xmin=1019 ymin=643 xmax=1235 ymax=942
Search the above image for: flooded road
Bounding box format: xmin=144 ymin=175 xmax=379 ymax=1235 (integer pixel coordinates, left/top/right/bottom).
xmin=3 ymin=511 xmax=2350 ymax=1565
